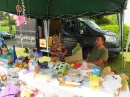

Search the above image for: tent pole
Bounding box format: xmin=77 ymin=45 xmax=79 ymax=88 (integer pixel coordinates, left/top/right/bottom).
xmin=120 ymin=12 xmax=125 ymax=68
xmin=47 ymin=20 xmax=50 ymax=56
xmin=43 ymin=20 xmax=50 ymax=57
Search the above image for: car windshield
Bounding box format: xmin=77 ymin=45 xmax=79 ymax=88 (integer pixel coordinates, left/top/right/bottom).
xmin=79 ymin=18 xmax=101 ymax=30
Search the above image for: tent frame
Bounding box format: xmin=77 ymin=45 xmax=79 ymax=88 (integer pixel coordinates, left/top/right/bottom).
xmin=4 ymin=0 xmax=128 ymax=67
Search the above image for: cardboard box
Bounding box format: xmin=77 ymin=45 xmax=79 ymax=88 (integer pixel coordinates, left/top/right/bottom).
xmin=65 ymin=48 xmax=83 ymax=64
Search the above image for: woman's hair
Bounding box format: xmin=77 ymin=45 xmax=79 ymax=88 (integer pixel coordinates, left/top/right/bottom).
xmin=53 ymin=34 xmax=59 ymax=39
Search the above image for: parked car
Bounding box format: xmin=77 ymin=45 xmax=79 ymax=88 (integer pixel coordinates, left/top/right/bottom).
xmin=0 ymin=31 xmax=15 ymax=40
xmin=0 ymin=38 xmax=7 ymax=48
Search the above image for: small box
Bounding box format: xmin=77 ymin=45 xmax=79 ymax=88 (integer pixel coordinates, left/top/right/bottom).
xmin=81 ymin=69 xmax=100 ymax=77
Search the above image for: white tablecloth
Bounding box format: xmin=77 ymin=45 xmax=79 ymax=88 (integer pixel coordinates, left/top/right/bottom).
xmin=18 ymin=71 xmax=130 ymax=97
xmin=0 ymin=65 xmax=8 ymax=75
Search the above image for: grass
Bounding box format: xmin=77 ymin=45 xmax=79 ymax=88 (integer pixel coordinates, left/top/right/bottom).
xmin=16 ymin=48 xmax=130 ymax=87
xmin=16 ymin=48 xmax=51 ymax=62
xmin=5 ymin=38 xmax=17 ymax=42
xmin=0 ymin=26 xmax=16 ymax=34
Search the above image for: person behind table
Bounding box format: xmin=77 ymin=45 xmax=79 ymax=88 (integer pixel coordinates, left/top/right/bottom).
xmin=86 ymin=35 xmax=108 ymax=72
xmin=50 ymin=34 xmax=67 ymax=63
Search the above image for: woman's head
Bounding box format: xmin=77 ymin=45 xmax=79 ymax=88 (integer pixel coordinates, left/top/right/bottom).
xmin=53 ymin=34 xmax=59 ymax=43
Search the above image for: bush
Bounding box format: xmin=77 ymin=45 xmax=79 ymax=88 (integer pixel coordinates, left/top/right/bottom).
xmin=100 ymin=24 xmax=130 ymax=50
xmin=0 ymin=25 xmax=16 ymax=34
xmin=1 ymin=16 xmax=15 ymax=26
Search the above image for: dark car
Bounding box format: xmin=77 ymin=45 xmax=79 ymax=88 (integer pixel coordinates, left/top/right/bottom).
xmin=0 ymin=31 xmax=15 ymax=40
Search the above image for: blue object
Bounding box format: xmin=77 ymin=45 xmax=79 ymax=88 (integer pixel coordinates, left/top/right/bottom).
xmin=40 ymin=61 xmax=49 ymax=69
xmin=91 ymin=69 xmax=100 ymax=76
xmin=0 ymin=83 xmax=3 ymax=87
xmin=9 ymin=48 xmax=14 ymax=59
xmin=1 ymin=54 xmax=7 ymax=59
xmin=0 ymin=38 xmax=7 ymax=48
xmin=13 ymin=45 xmax=17 ymax=63
xmin=38 ymin=51 xmax=43 ymax=57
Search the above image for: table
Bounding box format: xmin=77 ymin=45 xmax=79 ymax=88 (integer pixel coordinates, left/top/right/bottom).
xmin=18 ymin=70 xmax=130 ymax=97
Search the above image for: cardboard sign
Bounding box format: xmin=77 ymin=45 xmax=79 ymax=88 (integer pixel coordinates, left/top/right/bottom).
xmin=65 ymin=48 xmax=83 ymax=64
xmin=39 ymin=37 xmax=52 ymax=48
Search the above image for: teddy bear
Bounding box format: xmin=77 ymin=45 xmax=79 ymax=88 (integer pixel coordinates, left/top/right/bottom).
xmin=100 ymin=66 xmax=111 ymax=78
xmin=119 ymin=73 xmax=129 ymax=92
xmin=0 ymin=74 xmax=7 ymax=86
xmin=102 ymin=74 xmax=122 ymax=97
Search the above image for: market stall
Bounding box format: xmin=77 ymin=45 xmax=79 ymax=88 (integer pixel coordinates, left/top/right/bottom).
xmin=0 ymin=45 xmax=129 ymax=97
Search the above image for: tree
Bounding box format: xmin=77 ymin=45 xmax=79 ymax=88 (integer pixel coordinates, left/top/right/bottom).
xmin=90 ymin=14 xmax=118 ymax=25
xmin=1 ymin=16 xmax=15 ymax=26
xmin=0 ymin=11 xmax=8 ymax=21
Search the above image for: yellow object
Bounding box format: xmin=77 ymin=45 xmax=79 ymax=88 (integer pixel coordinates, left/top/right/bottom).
xmin=23 ymin=62 xmax=29 ymax=68
xmin=19 ymin=64 xmax=23 ymax=68
xmin=71 ymin=64 xmax=74 ymax=67
xmin=25 ymin=92 xmax=30 ymax=97
xmin=89 ymin=75 xmax=103 ymax=91
xmin=39 ymin=37 xmax=52 ymax=48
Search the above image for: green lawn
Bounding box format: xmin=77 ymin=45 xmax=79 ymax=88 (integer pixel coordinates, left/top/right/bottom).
xmin=16 ymin=48 xmax=51 ymax=62
xmin=0 ymin=26 xmax=16 ymax=34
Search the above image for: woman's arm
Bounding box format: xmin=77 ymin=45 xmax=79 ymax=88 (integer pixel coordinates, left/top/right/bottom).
xmin=62 ymin=44 xmax=67 ymax=55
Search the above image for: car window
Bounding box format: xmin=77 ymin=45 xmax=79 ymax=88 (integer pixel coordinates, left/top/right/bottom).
xmin=63 ymin=20 xmax=78 ymax=34
xmin=79 ymin=21 xmax=89 ymax=35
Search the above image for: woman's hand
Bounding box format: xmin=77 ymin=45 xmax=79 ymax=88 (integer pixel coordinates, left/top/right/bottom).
xmin=50 ymin=52 xmax=54 ymax=55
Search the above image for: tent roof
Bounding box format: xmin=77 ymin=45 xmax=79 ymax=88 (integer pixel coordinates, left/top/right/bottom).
xmin=0 ymin=0 xmax=128 ymax=19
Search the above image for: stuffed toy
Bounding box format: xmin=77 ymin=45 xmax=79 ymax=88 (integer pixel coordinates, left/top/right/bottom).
xmin=33 ymin=66 xmax=41 ymax=78
xmin=119 ymin=73 xmax=129 ymax=92
xmin=102 ymin=74 xmax=122 ymax=97
xmin=70 ymin=62 xmax=82 ymax=69
xmin=71 ymin=61 xmax=89 ymax=70
xmin=57 ymin=74 xmax=65 ymax=83
xmin=89 ymin=75 xmax=104 ymax=91
xmin=20 ymin=82 xmax=39 ymax=96
xmin=100 ymin=66 xmax=111 ymax=78
xmin=0 ymin=74 xmax=7 ymax=86
xmin=54 ymin=61 xmax=68 ymax=74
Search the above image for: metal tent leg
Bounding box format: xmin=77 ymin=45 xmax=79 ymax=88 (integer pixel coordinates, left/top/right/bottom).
xmin=43 ymin=20 xmax=50 ymax=57
xmin=118 ymin=12 xmax=125 ymax=68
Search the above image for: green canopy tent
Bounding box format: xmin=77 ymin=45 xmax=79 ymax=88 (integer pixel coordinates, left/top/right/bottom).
xmin=0 ymin=0 xmax=128 ymax=68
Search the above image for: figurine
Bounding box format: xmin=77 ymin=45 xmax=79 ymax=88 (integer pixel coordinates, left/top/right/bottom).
xmin=54 ymin=61 xmax=68 ymax=74
xmin=57 ymin=74 xmax=65 ymax=83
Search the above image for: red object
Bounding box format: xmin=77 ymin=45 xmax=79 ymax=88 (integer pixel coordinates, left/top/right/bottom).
xmin=23 ymin=59 xmax=30 ymax=63
xmin=15 ymin=63 xmax=19 ymax=67
xmin=73 ymin=62 xmax=82 ymax=69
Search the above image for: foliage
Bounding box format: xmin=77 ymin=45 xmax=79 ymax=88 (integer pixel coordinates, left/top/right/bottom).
xmin=0 ymin=26 xmax=16 ymax=34
xmin=0 ymin=11 xmax=8 ymax=21
xmin=100 ymin=24 xmax=130 ymax=50
xmin=91 ymin=14 xmax=118 ymax=25
xmin=1 ymin=16 xmax=15 ymax=26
